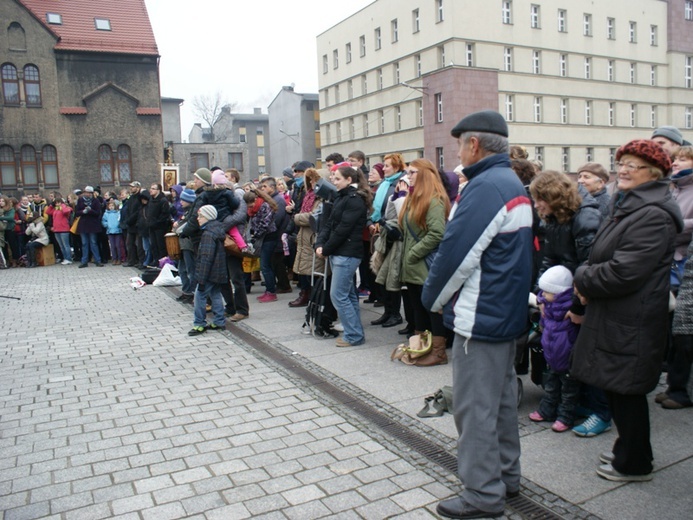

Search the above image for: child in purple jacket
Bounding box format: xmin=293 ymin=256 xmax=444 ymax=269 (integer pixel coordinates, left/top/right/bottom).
xmin=529 ymin=265 xmax=580 ymax=432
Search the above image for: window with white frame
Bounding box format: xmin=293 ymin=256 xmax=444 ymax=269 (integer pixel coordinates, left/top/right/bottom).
xmin=651 ymin=66 xmax=656 ymax=86
xmin=686 ymin=56 xmax=692 ymax=88
xmin=505 ymin=95 xmax=514 ymax=121
xmin=412 ymin=8 xmax=420 ymax=32
xmin=687 ymin=1 xmax=693 ymax=21
xmin=324 ymin=89 xmax=329 ymax=107
xmin=350 ymin=118 xmax=355 ymax=140
xmin=585 ymin=100 xmax=592 ymax=125
xmin=336 ymin=121 xmax=342 ymax=142
xmin=559 ymin=54 xmax=567 ymax=77
xmin=379 ymin=110 xmax=385 ymax=134
xmin=394 ymin=62 xmax=400 ymax=84
xmin=333 ymin=49 xmax=338 ymax=69
xmin=586 ymin=147 xmax=593 ymax=162
xmin=435 ymin=93 xmax=444 ymax=123
xmin=348 ymin=80 xmax=353 ymax=100
xmin=650 ymin=25 xmax=657 ymax=46
xmin=396 ymin=106 xmax=402 ymax=130
xmin=533 ymin=96 xmax=542 ymax=123
xmin=95 ymin=18 xmax=111 ymax=31
xmin=502 ymin=1 xmax=512 ymax=24
xmin=608 ymin=60 xmax=615 ymax=82
xmin=375 ymin=27 xmax=381 ymax=50
xmin=584 ymin=57 xmax=591 ymax=79
xmin=417 ymin=100 xmax=424 ymax=126
xmin=630 ymin=104 xmax=637 ymax=127
xmin=359 ymin=35 xmax=366 ymax=57
xmin=346 ymin=43 xmax=352 ymax=63
xmin=535 ymin=146 xmax=544 ymax=163
xmin=335 ymin=84 xmax=340 ymax=103
xmin=392 ymin=19 xmax=398 ymax=42
xmin=361 ymin=74 xmax=367 ymax=95
xmin=436 ymin=147 xmax=444 ymax=170
xmin=322 ymin=55 xmax=328 ymax=74
xmin=437 ymin=0 xmax=444 ymax=23
xmin=504 ymin=47 xmax=513 ymax=71
xmin=466 ymin=44 xmax=474 ymax=66
xmin=531 ymin=4 xmax=540 ymax=29
xmin=583 ymin=13 xmax=592 ymax=36
xmin=557 ymin=9 xmax=566 ymax=33
xmin=686 ymin=107 xmax=692 ymax=129
xmin=629 ymin=21 xmax=637 ymax=43
xmin=364 ymin=114 xmax=369 ymax=137
xmin=607 ymin=17 xmax=615 ymax=40
xmin=533 ymin=50 xmax=541 ymax=74
xmin=46 ymin=13 xmax=62 ymax=25
xmin=377 ymin=68 xmax=383 ymax=90
xmin=438 ymin=45 xmax=446 ymax=68
xmin=609 ymin=102 xmax=615 ymax=126
xmin=562 ymin=147 xmax=570 ymax=172
xmin=651 ymin=105 xmax=657 ymax=128
xmin=609 ymin=148 xmax=617 ymax=172
xmin=630 ymin=63 xmax=636 ymax=84
xmin=561 ymin=98 xmax=568 ymax=124
xmin=416 ymin=54 xmax=422 ymax=77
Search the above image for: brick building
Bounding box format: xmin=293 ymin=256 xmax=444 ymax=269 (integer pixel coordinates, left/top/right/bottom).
xmin=0 ymin=0 xmax=163 ymax=198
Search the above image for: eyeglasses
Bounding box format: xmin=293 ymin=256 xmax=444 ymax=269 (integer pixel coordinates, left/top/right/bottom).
xmin=616 ymin=162 xmax=648 ymax=172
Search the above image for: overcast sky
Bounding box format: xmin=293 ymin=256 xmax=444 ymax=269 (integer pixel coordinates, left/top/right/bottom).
xmin=144 ymin=0 xmax=374 ymax=140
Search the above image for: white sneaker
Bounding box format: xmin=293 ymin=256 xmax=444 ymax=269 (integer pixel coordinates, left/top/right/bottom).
xmin=333 ymin=322 xmax=344 ymax=332
xmin=61 ymin=260 xmax=72 ymax=265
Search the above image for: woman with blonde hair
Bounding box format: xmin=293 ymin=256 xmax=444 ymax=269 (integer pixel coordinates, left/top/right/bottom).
xmin=399 ymin=158 xmax=451 ymax=366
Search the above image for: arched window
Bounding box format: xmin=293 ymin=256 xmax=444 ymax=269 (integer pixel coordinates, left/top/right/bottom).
xmin=21 ymin=145 xmax=38 ymax=186
xmin=99 ymin=144 xmax=114 ymax=182
xmin=1 ymin=63 xmax=20 ymax=105
xmin=24 ymin=65 xmax=41 ymax=106
xmin=0 ymin=145 xmax=16 ymax=187
xmin=42 ymin=145 xmax=59 ymax=186
xmin=8 ymin=22 xmax=26 ymax=51
xmin=117 ymin=145 xmax=132 ymax=182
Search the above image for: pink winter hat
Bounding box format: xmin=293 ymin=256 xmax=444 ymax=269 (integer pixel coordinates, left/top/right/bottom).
xmin=211 ymin=170 xmax=228 ymax=185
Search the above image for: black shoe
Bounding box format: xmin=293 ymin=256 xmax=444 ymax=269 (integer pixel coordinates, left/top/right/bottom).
xmin=364 ymin=297 xmax=379 ymax=304
xmin=95 ymin=263 xmax=104 ymax=267
xmin=398 ymin=326 xmax=414 ymax=335
xmin=382 ymin=315 xmax=403 ymax=328
xmin=78 ymin=263 xmax=88 ymax=268
xmin=370 ymin=314 xmax=390 ymax=326
xmin=373 ymin=301 xmax=385 ymax=307
xmin=436 ymin=497 xmax=503 ymax=519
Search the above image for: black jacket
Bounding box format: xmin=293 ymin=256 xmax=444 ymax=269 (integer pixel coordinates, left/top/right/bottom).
xmin=135 ymin=190 xmax=151 ymax=235
xmin=145 ymin=192 xmax=171 ymax=231
xmin=316 ymin=186 xmax=367 ymax=258
xmin=571 ymin=180 xmax=683 ymax=395
xmin=126 ymin=190 xmax=144 ymax=232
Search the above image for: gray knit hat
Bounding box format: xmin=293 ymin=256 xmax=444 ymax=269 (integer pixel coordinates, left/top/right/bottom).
xmin=198 ymin=204 xmax=218 ymax=221
xmin=652 ymin=126 xmax=684 ymax=146
xmin=194 ymin=168 xmax=212 ymax=185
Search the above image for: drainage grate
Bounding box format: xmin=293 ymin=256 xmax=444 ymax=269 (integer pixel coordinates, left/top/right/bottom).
xmin=227 ymin=325 xmax=570 ymax=520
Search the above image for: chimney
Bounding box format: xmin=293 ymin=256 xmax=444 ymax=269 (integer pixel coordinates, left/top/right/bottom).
xmin=254 ymin=107 xmax=262 ymax=115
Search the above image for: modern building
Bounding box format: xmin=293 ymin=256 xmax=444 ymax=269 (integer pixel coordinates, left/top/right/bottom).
xmin=176 ymin=107 xmax=270 ymax=181
xmin=268 ymin=85 xmax=321 ymax=170
xmin=317 ymin=0 xmax=693 ymax=172
xmin=1 ymin=0 xmax=163 ymax=197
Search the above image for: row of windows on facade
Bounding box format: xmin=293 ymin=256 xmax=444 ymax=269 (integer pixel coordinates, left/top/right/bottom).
xmin=0 ymin=144 xmax=132 ymax=189
xmin=323 ymin=51 xmax=693 ymax=109
xmin=189 ymin=152 xmax=246 ymax=175
xmin=322 ymin=0 xmax=692 ymax=74
xmin=321 ymin=100 xmax=693 ymax=146
xmin=1 ymin=63 xmax=41 ymax=106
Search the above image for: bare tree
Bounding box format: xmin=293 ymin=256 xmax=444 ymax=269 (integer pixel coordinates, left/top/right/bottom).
xmin=191 ymin=91 xmax=237 ymax=142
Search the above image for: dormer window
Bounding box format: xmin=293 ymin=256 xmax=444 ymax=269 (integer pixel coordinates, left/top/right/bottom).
xmin=94 ymin=18 xmax=111 ymax=31
xmin=46 ymin=13 xmax=62 ymax=25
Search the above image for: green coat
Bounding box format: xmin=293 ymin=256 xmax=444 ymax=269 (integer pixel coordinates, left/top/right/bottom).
xmin=400 ymin=198 xmax=446 ymax=285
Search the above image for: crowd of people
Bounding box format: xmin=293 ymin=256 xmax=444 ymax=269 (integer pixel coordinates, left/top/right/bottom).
xmin=2 ymin=111 xmax=692 ymax=519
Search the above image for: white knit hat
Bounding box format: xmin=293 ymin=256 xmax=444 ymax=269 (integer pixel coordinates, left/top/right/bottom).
xmin=538 ymin=265 xmax=574 ymax=294
xmin=198 ymin=204 xmax=218 ymax=221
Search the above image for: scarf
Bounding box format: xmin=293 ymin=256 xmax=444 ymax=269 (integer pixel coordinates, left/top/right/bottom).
xmin=294 ymin=176 xmax=305 ymax=189
xmin=370 ymin=171 xmax=403 ymax=223
xmin=300 ymin=189 xmax=316 ymax=213
xmin=247 ymin=197 xmax=264 ymax=217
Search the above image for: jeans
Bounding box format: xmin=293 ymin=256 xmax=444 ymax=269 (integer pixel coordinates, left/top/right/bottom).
xmin=260 ymin=239 xmax=277 ymax=294
xmin=665 ymin=334 xmax=693 ymax=405
xmin=108 ymin=234 xmax=126 ymax=262
xmin=178 ymin=249 xmax=196 ymax=295
xmin=80 ymin=233 xmax=101 ymax=264
xmin=142 ymin=236 xmax=152 ymax=267
xmin=539 ymin=368 xmax=580 ymax=426
xmin=26 ymin=241 xmax=43 ymax=266
xmin=329 ymin=255 xmax=364 ymax=344
xmin=581 ymin=384 xmax=612 ymax=422
xmin=193 ymin=283 xmax=225 ymax=328
xmin=54 ymin=232 xmax=72 ymax=262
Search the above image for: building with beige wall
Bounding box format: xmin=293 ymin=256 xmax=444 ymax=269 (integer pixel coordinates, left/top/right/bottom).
xmin=317 ymin=0 xmax=693 ymax=172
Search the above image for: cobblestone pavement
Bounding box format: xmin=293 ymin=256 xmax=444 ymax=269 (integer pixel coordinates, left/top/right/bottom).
xmin=1 ymin=264 xmax=691 ymax=519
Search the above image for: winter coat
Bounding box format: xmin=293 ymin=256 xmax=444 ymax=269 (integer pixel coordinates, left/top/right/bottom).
xmin=194 ymin=220 xmax=228 ymax=286
xmin=292 ymin=197 xmax=324 ymax=276
xmin=118 ymin=197 xmax=129 ymax=230
xmin=198 ymin=187 xmax=240 ymax=224
xmin=125 ymin=191 xmax=143 ymax=232
xmin=670 ymin=169 xmax=693 ymax=261
xmin=170 ymin=185 xmax=184 ymax=221
xmin=571 ymin=180 xmax=683 ymax=395
xmin=316 ymin=185 xmax=367 ymax=259
xmin=271 ymin=192 xmax=289 ymax=251
xmin=537 ymin=289 xmax=579 ymax=371
xmin=145 ymin=192 xmax=171 ymax=232
xmin=135 ymin=191 xmax=151 ymax=236
xmin=26 ymin=220 xmax=50 ymax=245
xmin=673 ymin=239 xmax=693 ymax=335
xmin=101 ymin=210 xmax=122 ymax=234
xmin=400 ymin=198 xmax=447 ymax=286
xmin=0 ymin=207 xmax=16 ymax=232
xmin=422 ymin=153 xmax=534 ymax=342
xmin=75 ymin=196 xmax=103 ymax=234
xmin=591 ymin=188 xmax=611 ymax=220
xmin=174 ymin=203 xmax=196 ymax=252
xmin=248 ymin=201 xmax=276 ymax=240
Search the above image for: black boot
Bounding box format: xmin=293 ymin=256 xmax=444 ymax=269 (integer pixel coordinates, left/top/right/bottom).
xmin=382 ymin=315 xmax=404 ymax=328
xmin=370 ymin=313 xmax=390 ymax=325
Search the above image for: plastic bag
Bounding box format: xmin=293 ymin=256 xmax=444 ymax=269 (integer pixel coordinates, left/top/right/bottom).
xmin=152 ymin=263 xmax=181 ymax=287
xmin=130 ymin=276 xmax=146 ymax=290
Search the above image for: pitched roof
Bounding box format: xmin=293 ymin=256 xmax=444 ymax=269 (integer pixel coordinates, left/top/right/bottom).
xmin=18 ymin=0 xmax=158 ymax=56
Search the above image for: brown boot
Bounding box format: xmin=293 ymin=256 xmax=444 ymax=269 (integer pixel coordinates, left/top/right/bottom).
xmin=288 ymin=289 xmax=310 ymax=307
xmin=413 ymin=336 xmax=448 ymax=366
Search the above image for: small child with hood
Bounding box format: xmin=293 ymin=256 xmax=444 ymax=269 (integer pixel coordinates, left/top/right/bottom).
xmin=529 ymin=265 xmax=581 ymax=432
xmin=189 ymin=205 xmax=228 ymax=336
xmin=102 ymin=200 xmax=126 ymax=265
